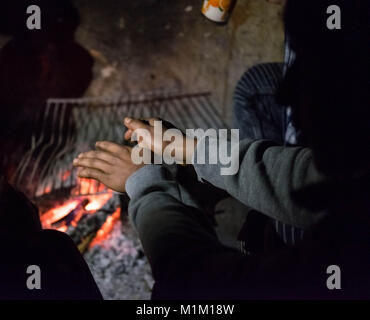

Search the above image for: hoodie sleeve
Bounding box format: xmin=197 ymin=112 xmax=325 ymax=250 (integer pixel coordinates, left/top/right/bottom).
xmin=192 ymin=136 xmax=326 ymax=229
xmin=125 ymin=165 xmax=241 ymax=282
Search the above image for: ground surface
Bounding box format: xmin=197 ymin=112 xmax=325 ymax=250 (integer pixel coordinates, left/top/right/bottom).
xmin=84 ymin=220 xmax=153 ymax=300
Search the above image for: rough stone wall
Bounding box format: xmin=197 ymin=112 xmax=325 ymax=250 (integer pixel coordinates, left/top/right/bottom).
xmin=0 ymin=0 xmax=284 ymax=125
xmin=72 ymin=0 xmax=284 ymax=125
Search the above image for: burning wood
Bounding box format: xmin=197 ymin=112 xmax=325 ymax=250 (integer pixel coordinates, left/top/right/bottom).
xmin=51 ymin=199 xmax=90 ymax=228
xmin=89 ymin=208 xmax=121 ymax=249
xmin=84 ymin=193 xmax=114 ymax=211
xmin=41 ymin=199 xmax=81 ymax=228
xmin=72 ymin=177 xmax=107 ymax=196
xmin=41 ymin=191 xmax=114 ymax=230
xmin=75 ymin=207 xmax=122 ymax=254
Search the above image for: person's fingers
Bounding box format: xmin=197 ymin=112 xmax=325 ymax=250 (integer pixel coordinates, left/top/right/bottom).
xmin=73 ymin=157 xmax=112 ymax=174
xmin=124 ymin=146 xmax=133 ymax=153
xmin=142 ymin=117 xmax=176 ymax=129
xmin=124 ymin=117 xmax=152 ymax=131
xmin=77 ymin=167 xmax=106 ymax=182
xmin=76 ymin=150 xmax=116 ymax=165
xmin=124 ymin=129 xmax=133 ymax=141
xmin=142 ymin=117 xmax=160 ymax=126
xmin=95 ymin=141 xmax=130 ymax=160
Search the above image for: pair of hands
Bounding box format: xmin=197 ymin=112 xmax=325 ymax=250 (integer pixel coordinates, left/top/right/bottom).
xmin=73 ymin=118 xmax=195 ymax=193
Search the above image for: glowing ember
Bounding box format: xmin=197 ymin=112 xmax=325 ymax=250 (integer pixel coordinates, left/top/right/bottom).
xmin=56 ymin=225 xmax=68 ymax=233
xmin=98 ymin=183 xmax=106 ymax=193
xmin=71 ymin=176 xmax=109 ymax=196
xmin=44 ymin=185 xmax=52 ymax=194
xmin=41 ymin=192 xmax=114 ymax=230
xmin=40 ymin=170 xmax=116 ymax=233
xmin=85 ymin=193 xmax=113 ymax=211
xmin=61 ymin=170 xmax=71 ymax=181
xmin=42 ymin=200 xmax=80 ymax=228
xmin=89 ymin=208 xmax=121 ymax=248
xmin=79 ymin=178 xmax=92 ymax=194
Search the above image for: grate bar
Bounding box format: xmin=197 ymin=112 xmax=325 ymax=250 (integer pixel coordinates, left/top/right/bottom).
xmin=12 ymin=91 xmax=227 ymax=200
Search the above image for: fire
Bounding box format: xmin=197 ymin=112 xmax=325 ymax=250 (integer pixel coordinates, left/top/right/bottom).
xmin=44 ymin=185 xmax=52 ymax=194
xmin=56 ymin=225 xmax=68 ymax=233
xmin=42 ymin=200 xmax=81 ymax=228
xmin=41 ymin=192 xmax=114 ymax=230
xmin=70 ymin=176 xmax=109 ymax=196
xmin=73 ymin=177 xmax=107 ymax=195
xmin=61 ymin=170 xmax=71 ymax=181
xmin=89 ymin=208 xmax=121 ymax=248
xmin=79 ymin=178 xmax=92 ymax=194
xmin=85 ymin=193 xmax=113 ymax=211
xmin=98 ymin=182 xmax=106 ymax=193
xmin=40 ymin=172 xmax=116 ymax=235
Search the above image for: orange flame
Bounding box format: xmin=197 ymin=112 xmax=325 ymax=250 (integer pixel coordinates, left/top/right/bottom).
xmin=78 ymin=178 xmax=92 ymax=195
xmin=61 ymin=170 xmax=71 ymax=181
xmin=85 ymin=193 xmax=114 ymax=211
xmin=71 ymin=177 xmax=108 ymax=196
xmin=56 ymin=225 xmax=68 ymax=233
xmin=41 ymin=192 xmax=114 ymax=230
xmin=41 ymin=200 xmax=80 ymax=228
xmin=44 ymin=185 xmax=52 ymax=194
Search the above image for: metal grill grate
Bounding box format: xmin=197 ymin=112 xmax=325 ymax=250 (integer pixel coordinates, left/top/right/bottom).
xmin=12 ymin=91 xmax=226 ymax=200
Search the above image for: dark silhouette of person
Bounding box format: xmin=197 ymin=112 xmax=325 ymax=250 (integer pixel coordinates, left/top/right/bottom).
xmin=0 ymin=175 xmax=102 ymax=300
xmin=0 ymin=0 xmax=93 ymax=181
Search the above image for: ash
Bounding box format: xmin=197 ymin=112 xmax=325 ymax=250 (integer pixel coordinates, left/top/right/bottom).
xmin=84 ymin=220 xmax=154 ymax=300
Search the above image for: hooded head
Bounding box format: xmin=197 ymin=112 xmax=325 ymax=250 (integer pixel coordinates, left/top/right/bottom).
xmin=278 ymin=0 xmax=370 ymax=177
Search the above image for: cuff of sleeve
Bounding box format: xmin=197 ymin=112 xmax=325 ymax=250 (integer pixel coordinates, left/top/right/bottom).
xmin=125 ymin=165 xmax=167 ymax=200
xmin=191 ymin=135 xmax=226 ymax=189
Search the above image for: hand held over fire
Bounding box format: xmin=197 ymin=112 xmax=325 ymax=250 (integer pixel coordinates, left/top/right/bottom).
xmin=73 ymin=118 xmax=197 ymax=192
xmin=124 ymin=117 xmax=197 ymax=165
xmin=73 ymin=141 xmax=143 ymax=193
